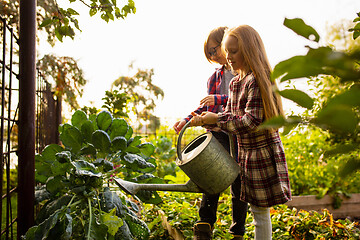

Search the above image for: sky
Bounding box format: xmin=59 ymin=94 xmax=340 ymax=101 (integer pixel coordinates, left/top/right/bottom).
xmin=39 ymin=0 xmax=360 ymax=125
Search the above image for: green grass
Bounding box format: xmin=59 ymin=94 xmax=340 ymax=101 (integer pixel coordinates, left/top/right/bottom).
xmin=1 ymin=194 xmax=17 ymax=239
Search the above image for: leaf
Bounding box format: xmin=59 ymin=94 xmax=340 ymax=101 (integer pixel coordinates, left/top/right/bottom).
xmin=272 ymin=47 xmax=360 ymax=82
xmin=46 ymin=176 xmax=65 ymax=195
xmin=85 ymin=216 xmax=108 ymax=240
xmin=59 ymin=213 xmax=73 ymax=239
xmin=284 ymin=18 xmax=320 ymax=42
xmin=311 ymin=105 xmax=358 ymax=134
xmin=128 ymin=136 xmax=142 ymax=147
xmin=272 ymin=55 xmax=321 ymax=81
xmin=71 ymin=110 xmax=88 ymax=129
xmin=97 ymin=111 xmax=113 ymax=131
xmin=100 ymin=187 xmax=126 ymax=217
xmin=94 ymin=158 xmax=114 ymax=172
xmin=111 ymin=136 xmax=127 ymax=152
xmin=59 ymin=124 xmax=83 ymax=153
xmin=115 ymin=222 xmax=133 ymax=240
xmin=35 ymin=155 xmax=53 ymax=183
xmin=55 ymin=26 xmax=63 ymax=42
xmin=101 ymin=209 xmax=123 ymax=236
xmin=39 ymin=18 xmax=53 ymax=28
xmin=326 ymin=84 xmax=360 ymax=108
xmin=41 ymin=144 xmax=65 ymax=163
xmin=89 ymin=8 xmax=97 ymax=16
xmin=136 ymin=190 xmax=162 ymax=205
xmin=71 ymin=160 xmax=102 ymax=177
xmin=125 ymin=146 xmax=141 ymax=154
xmin=80 ymin=143 xmax=97 ymax=157
xmin=339 ymin=158 xmax=360 ymax=177
xmin=324 ymin=143 xmax=358 ymax=157
xmin=81 ymin=120 xmax=95 ymax=143
xmin=124 ymin=213 xmax=150 ymax=239
xmin=35 ymin=186 xmax=51 ymax=204
xmin=55 ymin=151 xmax=72 ymax=163
xmin=92 ymin=130 xmax=111 ymax=153
xmin=259 ymin=116 xmax=286 ymax=129
xmin=24 ymin=210 xmax=62 ymax=239
xmin=123 ymin=153 xmax=155 ymax=170
xmin=138 ymin=143 xmax=155 ymax=157
xmin=354 ymin=31 xmax=360 ymax=40
xmin=259 ymin=115 xmax=302 ymax=135
xmin=278 ymin=89 xmax=314 ymax=109
xmin=50 ymin=160 xmax=72 ymax=178
xmin=124 ymin=125 xmax=133 ymax=140
xmin=67 ymin=7 xmax=79 ymax=15
xmin=109 ymin=118 xmax=129 ymax=140
xmin=36 ymin=195 xmax=72 ymax=224
xmin=38 ymin=150 xmax=72 ymax=179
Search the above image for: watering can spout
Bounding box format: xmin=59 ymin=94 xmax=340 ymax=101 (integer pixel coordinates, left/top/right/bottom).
xmin=114 ymin=178 xmax=203 ymax=196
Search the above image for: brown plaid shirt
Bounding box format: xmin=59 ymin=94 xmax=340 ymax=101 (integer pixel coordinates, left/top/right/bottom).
xmin=217 ymin=73 xmax=291 ymax=207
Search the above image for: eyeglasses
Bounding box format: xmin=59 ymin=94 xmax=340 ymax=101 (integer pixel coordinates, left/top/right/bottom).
xmin=209 ymin=44 xmax=220 ymax=57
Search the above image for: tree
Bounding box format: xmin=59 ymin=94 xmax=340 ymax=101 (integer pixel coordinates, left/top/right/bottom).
xmin=0 ymin=0 xmax=136 ymax=45
xmin=37 ymin=54 xmax=86 ymax=110
xmin=325 ymin=19 xmax=360 ymax=53
xmin=101 ymin=89 xmax=130 ymax=119
xmin=111 ymin=64 xmax=164 ymax=132
xmin=262 ymin=14 xmax=360 ymax=176
xmin=1 ymin=0 xmax=137 ymax=113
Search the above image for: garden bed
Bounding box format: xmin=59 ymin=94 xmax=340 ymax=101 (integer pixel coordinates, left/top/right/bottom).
xmin=285 ymin=193 xmax=360 ymax=219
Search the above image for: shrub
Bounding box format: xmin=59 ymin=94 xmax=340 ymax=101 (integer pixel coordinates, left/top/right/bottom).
xmin=23 ymin=110 xmax=162 ymax=239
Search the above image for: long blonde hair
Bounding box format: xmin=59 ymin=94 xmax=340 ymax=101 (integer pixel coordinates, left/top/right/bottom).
xmin=224 ymin=25 xmax=284 ymax=120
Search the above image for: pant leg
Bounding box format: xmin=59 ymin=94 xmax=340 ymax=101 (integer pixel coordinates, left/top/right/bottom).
xmin=198 ymin=193 xmax=220 ymax=226
xmin=229 ymin=175 xmax=248 ymax=236
xmin=250 ymin=204 xmax=272 ymax=240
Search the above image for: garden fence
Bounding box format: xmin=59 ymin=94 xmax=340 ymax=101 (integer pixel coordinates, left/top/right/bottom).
xmin=0 ymin=17 xmax=60 ymax=240
xmin=133 ymin=118 xmax=207 ymax=150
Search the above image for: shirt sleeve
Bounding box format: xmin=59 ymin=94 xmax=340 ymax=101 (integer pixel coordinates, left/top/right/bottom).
xmin=214 ymin=94 xmax=228 ymax=106
xmin=184 ymin=105 xmax=208 ymax=122
xmin=217 ymin=77 xmax=263 ymax=134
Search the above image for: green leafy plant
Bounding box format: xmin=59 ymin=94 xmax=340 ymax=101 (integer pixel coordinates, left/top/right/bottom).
xmin=144 ymin=189 xmax=360 ymax=239
xmin=150 ymin=135 xmax=177 ymax=178
xmin=261 ymin=16 xmax=360 ymax=176
xmin=23 ymin=110 xmax=163 ymax=239
xmin=102 ymin=90 xmax=130 ymax=119
xmin=281 ymin=126 xmax=360 ymax=208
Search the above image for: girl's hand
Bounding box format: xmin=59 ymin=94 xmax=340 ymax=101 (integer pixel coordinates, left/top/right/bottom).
xmin=190 ymin=112 xmax=218 ymax=127
xmin=173 ymin=119 xmax=186 ymax=134
xmin=200 ymin=95 xmax=216 ymax=107
xmin=189 ymin=112 xmax=203 ymax=127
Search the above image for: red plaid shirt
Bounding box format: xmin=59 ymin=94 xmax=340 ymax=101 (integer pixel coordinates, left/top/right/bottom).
xmin=218 ymin=73 xmax=291 ymax=207
xmin=184 ymin=65 xmax=229 ymax=122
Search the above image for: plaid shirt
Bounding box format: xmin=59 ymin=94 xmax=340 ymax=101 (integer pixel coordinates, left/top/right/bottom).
xmin=184 ymin=65 xmax=229 ymax=122
xmin=217 ymin=73 xmax=291 ymax=207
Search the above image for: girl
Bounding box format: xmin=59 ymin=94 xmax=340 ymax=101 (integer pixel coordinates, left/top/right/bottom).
xmin=190 ymin=25 xmax=292 ymax=240
xmin=173 ymin=27 xmax=248 ymax=240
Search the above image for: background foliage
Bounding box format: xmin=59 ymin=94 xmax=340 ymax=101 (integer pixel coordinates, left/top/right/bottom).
xmin=262 ymin=14 xmax=360 ymax=177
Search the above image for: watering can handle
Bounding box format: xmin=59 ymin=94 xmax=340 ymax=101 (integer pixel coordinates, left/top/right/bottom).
xmin=177 ymin=121 xmax=237 ymax=162
xmin=177 ymin=120 xmax=192 ymax=162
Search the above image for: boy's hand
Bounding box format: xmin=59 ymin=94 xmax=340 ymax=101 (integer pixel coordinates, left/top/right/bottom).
xmin=200 ymin=95 xmax=215 ymax=107
xmin=173 ymin=119 xmax=186 ymax=134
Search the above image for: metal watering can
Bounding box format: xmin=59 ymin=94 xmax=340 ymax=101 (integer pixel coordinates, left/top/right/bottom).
xmin=114 ymin=121 xmax=239 ymax=195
